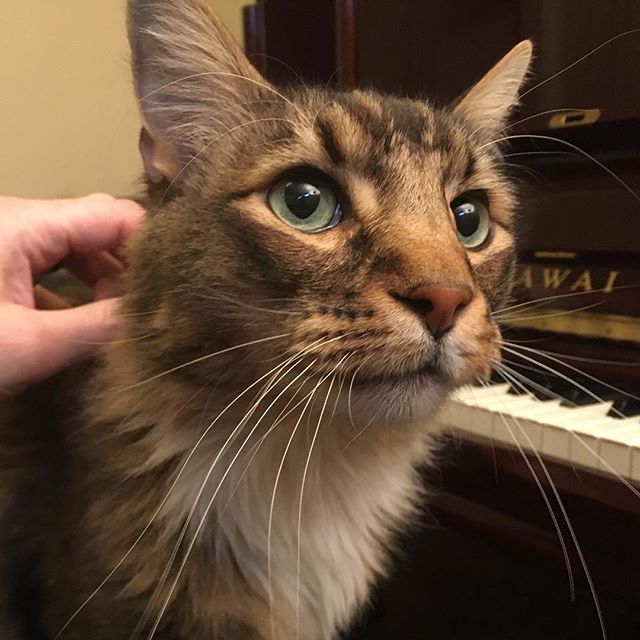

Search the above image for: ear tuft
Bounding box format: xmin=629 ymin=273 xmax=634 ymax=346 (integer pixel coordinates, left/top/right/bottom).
xmin=454 ymin=40 xmax=533 ymax=137
xmin=127 ymin=0 xmax=271 ymax=182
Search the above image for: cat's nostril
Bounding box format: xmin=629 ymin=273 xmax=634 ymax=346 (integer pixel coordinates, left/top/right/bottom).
xmin=398 ymin=283 xmax=473 ymax=337
xmin=401 ymin=297 xmax=434 ymax=319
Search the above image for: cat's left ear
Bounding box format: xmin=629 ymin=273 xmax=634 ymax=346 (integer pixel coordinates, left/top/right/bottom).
xmin=127 ymin=0 xmax=272 ymax=183
xmin=454 ymin=40 xmax=533 ymax=137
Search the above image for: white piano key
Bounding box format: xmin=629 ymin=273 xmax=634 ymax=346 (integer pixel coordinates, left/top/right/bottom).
xmin=489 ymin=397 xmax=557 ymax=449
xmin=465 ymin=407 xmax=497 ymax=441
xmin=511 ymin=399 xmax=563 ymax=413
xmin=440 ymin=388 xmax=640 ymax=485
xmin=450 ymin=386 xmax=523 ymax=443
xmin=454 ymin=384 xmax=510 ymax=403
xmin=590 ymin=420 xmax=640 ymax=480
xmin=483 ymin=396 xmax=545 ymax=440
xmin=506 ymin=400 xmax=564 ymax=451
xmin=540 ymin=403 xmax=613 ymax=460
xmin=627 ymin=431 xmax=640 ymax=483
xmin=438 ymin=400 xmax=463 ymax=425
xmin=545 ymin=402 xmax=614 ymax=426
xmin=568 ymin=418 xmax=619 ymax=471
xmin=442 ymin=399 xmax=495 ymax=441
xmin=596 ymin=420 xmax=640 ymax=478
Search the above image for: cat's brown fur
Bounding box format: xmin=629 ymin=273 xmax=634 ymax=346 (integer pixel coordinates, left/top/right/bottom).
xmin=0 ymin=1 xmax=532 ymax=638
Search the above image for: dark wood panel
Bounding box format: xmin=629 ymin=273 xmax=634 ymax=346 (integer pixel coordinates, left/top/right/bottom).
xmin=519 ymin=0 xmax=640 ymax=122
xmin=517 ymin=185 xmax=640 ymax=254
xmin=501 ymin=327 xmax=640 ymax=384
xmin=336 ymin=0 xmax=357 ymax=87
xmin=353 ymin=0 xmax=521 ymax=102
xmin=245 ymin=1 xmax=640 ymax=122
xmin=428 ymin=438 xmax=640 ymax=607
xmin=244 ymin=0 xmax=338 ymax=86
xmin=243 ymin=3 xmax=267 ymax=75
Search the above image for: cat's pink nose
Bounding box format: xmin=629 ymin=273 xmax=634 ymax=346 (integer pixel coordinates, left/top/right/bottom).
xmin=404 ymin=284 xmax=473 ymax=337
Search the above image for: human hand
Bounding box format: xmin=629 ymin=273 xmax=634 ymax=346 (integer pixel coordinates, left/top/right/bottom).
xmin=0 ymin=194 xmax=144 ymax=394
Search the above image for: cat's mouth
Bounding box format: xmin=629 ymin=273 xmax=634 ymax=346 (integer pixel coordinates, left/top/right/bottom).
xmin=354 ymin=356 xmax=445 ymax=389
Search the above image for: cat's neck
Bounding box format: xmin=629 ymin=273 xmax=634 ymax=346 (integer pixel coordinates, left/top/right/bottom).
xmin=219 ymin=412 xmax=432 ymax=638
xmin=86 ymin=350 xmax=435 ymax=639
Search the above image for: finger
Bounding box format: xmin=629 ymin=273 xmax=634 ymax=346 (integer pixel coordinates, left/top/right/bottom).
xmin=94 ymin=274 xmax=126 ymax=301
xmin=0 ymin=299 xmax=123 ymax=391
xmin=11 ymin=194 xmax=144 ymax=276
xmin=34 ymin=300 xmax=122 ymax=377
xmin=62 ymin=250 xmax=124 ymax=287
xmin=33 ymin=285 xmax=71 ymax=310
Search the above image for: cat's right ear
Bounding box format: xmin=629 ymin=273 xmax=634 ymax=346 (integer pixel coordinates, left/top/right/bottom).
xmin=454 ymin=40 xmax=533 ymax=139
xmin=127 ymin=0 xmax=271 ymax=183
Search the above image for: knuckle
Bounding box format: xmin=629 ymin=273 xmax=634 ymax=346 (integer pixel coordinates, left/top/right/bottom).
xmin=86 ymin=193 xmax=116 ymax=207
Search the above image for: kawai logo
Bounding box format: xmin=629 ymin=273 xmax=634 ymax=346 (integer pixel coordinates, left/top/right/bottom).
xmin=515 ymin=267 xmax=620 ymax=293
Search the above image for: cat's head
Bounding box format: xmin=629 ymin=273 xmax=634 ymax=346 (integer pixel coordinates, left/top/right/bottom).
xmin=124 ymin=0 xmax=531 ymax=425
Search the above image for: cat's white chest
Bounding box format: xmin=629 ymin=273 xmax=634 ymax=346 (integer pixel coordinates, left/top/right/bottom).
xmin=208 ymin=417 xmax=432 ymax=639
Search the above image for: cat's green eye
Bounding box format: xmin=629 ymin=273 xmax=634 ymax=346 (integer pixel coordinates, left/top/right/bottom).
xmin=268 ymin=174 xmax=343 ymax=233
xmin=450 ymin=193 xmax=491 ymax=249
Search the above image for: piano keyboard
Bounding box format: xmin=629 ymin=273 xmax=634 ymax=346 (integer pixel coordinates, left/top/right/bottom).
xmin=439 ymin=384 xmax=640 ymax=484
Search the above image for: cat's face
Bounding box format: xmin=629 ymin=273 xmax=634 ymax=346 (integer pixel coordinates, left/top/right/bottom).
xmin=124 ymin=0 xmax=531 ymax=425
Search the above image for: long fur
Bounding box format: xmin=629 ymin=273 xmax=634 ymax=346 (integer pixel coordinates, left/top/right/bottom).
xmin=0 ymin=1 xmax=532 ymax=638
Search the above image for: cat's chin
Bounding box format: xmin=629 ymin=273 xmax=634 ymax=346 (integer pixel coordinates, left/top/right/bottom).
xmin=345 ymin=370 xmax=453 ymax=428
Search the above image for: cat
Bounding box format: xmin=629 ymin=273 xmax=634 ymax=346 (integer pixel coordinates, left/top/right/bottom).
xmin=0 ymin=0 xmax=532 ymax=638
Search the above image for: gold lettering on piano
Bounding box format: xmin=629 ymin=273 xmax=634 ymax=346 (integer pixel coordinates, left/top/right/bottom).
xmin=570 ymin=270 xmax=593 ymax=292
xmin=603 ymin=270 xmax=620 ymax=293
xmin=515 ymin=266 xmax=533 ymax=289
xmin=515 ymin=266 xmax=622 ymax=293
xmin=542 ymin=268 xmax=571 ymax=289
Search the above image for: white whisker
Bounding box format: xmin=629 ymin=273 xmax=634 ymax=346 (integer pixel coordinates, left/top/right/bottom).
xmin=267 ymin=364 xmax=343 ymax=640
xmin=499 ymin=300 xmax=604 ymax=323
xmin=118 ymin=333 xmax=291 ymax=392
xmin=502 ymin=344 xmax=640 ymax=369
xmin=470 ymin=381 xmax=575 ymax=600
xmin=494 ymin=284 xmax=639 ymax=317
xmin=484 ymin=374 xmax=607 ymax=639
xmin=480 ymin=134 xmax=640 ymax=206
xmin=295 ymin=358 xmax=346 ymax=639
xmin=55 ymin=347 xmax=299 ymax=639
xmin=520 ymin=28 xmax=640 ymax=100
xmin=133 ymin=336 xmax=347 ymax=639
xmin=144 ymin=339 xmax=349 ymax=640
xmin=503 ymin=344 xmax=640 ymax=405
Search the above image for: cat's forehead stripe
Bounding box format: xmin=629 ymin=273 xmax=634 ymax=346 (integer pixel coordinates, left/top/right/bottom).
xmin=315 ymin=117 xmax=346 ymax=166
xmin=310 ymin=93 xmax=479 ymax=192
xmin=382 ymin=98 xmax=427 ymax=147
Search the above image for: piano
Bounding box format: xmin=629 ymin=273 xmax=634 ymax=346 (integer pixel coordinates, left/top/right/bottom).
xmin=244 ymin=0 xmax=640 ymax=633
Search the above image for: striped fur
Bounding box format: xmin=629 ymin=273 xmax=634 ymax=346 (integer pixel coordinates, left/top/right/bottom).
xmin=0 ymin=2 xmax=532 ymax=639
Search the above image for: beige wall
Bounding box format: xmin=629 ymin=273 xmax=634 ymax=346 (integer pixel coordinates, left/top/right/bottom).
xmin=0 ymin=1 xmax=246 ymax=199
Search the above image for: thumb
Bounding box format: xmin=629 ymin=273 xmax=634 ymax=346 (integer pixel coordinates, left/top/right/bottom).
xmin=10 ymin=299 xmax=124 ymax=389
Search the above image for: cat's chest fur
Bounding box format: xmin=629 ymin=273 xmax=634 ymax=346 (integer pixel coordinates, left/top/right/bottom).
xmin=62 ymin=374 xmax=434 ymax=640
xmin=182 ymin=411 xmax=431 ymax=638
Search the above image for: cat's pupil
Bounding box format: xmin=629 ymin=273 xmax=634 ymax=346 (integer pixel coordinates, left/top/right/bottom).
xmin=454 ymin=202 xmax=480 ymax=237
xmin=284 ymin=182 xmax=321 ymax=219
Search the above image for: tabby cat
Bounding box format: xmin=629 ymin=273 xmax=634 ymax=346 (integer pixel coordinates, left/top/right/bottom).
xmin=0 ymin=1 xmax=532 ymax=638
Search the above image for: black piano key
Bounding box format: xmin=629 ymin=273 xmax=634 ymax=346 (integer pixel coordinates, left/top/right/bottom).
xmin=535 ymin=374 xmax=627 ymax=408
xmin=609 ymin=396 xmax=640 ymax=418
xmin=560 ymin=388 xmax=620 ymax=407
xmin=497 ymin=367 xmax=559 ymax=400
xmin=545 ymin=381 xmax=585 ymax=405
xmin=493 ymin=363 xmax=638 ymax=414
